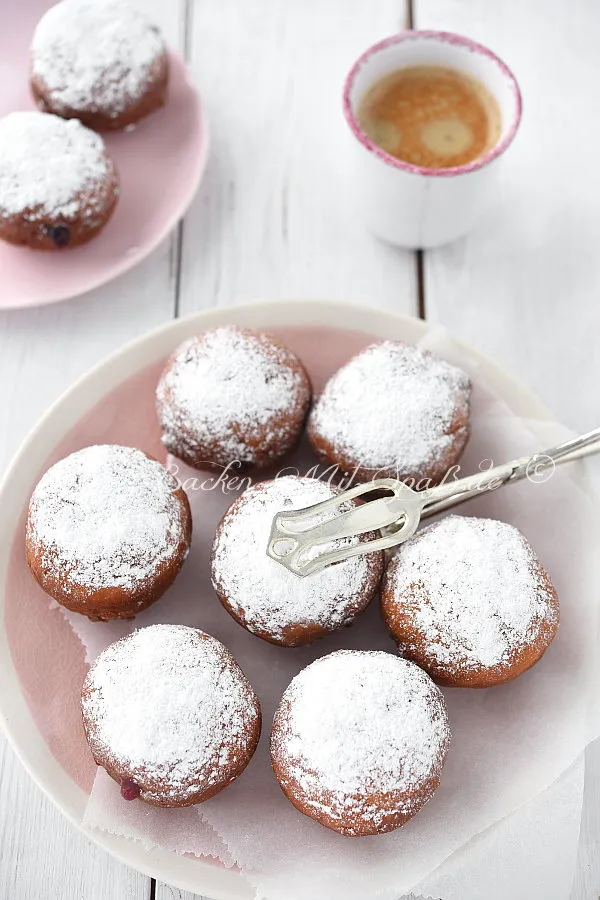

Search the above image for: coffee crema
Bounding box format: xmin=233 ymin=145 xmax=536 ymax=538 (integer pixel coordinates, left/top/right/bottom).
xmin=357 ymin=65 xmax=502 ymax=169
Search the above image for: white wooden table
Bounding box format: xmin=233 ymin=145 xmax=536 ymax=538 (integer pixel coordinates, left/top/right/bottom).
xmin=2 ymin=1 xmax=600 ymax=897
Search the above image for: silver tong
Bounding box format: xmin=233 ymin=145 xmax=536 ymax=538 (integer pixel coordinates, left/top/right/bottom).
xmin=267 ymin=427 xmax=600 ymax=577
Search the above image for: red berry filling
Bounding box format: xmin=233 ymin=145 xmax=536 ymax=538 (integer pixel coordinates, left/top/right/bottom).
xmin=120 ymin=778 xmax=141 ymax=801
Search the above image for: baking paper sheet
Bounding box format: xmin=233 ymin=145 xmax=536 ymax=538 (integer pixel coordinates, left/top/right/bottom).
xmin=62 ymin=328 xmax=600 ymax=900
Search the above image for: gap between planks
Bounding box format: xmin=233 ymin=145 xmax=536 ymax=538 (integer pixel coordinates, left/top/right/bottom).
xmin=406 ymin=0 xmax=427 ymax=320
xmin=171 ymin=0 xmax=195 ymax=319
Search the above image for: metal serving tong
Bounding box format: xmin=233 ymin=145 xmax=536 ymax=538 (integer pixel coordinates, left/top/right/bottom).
xmin=267 ymin=426 xmax=600 ymax=577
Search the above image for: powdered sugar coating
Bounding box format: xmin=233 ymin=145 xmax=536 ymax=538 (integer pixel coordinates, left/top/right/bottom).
xmin=156 ymin=327 xmax=311 ymax=471
xmin=211 ymin=476 xmax=384 ymax=646
xmin=31 ymin=0 xmax=166 ymax=119
xmin=0 ymin=112 xmax=117 ymax=221
xmin=82 ymin=625 xmax=261 ymax=805
xmin=381 ymin=515 xmax=560 ymax=684
xmin=27 ymin=445 xmax=188 ymax=599
xmin=308 ymin=341 xmax=471 ymax=483
xmin=271 ymin=650 xmax=450 ymax=835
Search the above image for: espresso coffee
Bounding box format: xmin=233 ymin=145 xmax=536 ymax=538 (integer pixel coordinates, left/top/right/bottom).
xmin=358 ymin=65 xmax=501 ymax=169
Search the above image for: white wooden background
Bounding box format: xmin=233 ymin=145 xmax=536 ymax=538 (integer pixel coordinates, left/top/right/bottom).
xmin=1 ymin=0 xmax=599 ymax=897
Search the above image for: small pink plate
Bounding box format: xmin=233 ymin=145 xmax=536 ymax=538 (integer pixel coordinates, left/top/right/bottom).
xmin=0 ymin=0 xmax=208 ymax=310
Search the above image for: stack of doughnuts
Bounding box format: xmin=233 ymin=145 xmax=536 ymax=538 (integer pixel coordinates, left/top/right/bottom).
xmin=26 ymin=326 xmax=560 ymax=834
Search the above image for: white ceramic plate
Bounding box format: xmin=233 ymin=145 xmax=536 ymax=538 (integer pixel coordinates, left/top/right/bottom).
xmin=0 ymin=300 xmax=553 ymax=899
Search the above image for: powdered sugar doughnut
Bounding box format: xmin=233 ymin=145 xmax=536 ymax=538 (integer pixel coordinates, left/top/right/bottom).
xmin=26 ymin=445 xmax=191 ymax=621
xmin=82 ymin=625 xmax=261 ymax=806
xmin=271 ymin=650 xmax=450 ymax=835
xmin=381 ymin=515 xmax=560 ymax=688
xmin=157 ymin=327 xmax=312 ymax=473
xmin=211 ymin=476 xmax=385 ymax=647
xmin=308 ymin=341 xmax=471 ymax=486
xmin=31 ymin=0 xmax=169 ymax=131
xmin=0 ymin=112 xmax=118 ymax=249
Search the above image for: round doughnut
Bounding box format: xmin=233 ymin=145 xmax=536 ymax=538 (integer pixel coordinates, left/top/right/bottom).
xmin=380 ymin=515 xmax=560 ymax=688
xmin=308 ymin=340 xmax=471 ymax=486
xmin=31 ymin=0 xmax=169 ymax=131
xmin=26 ymin=445 xmax=191 ymax=621
xmin=0 ymin=112 xmax=118 ymax=249
xmin=270 ymin=650 xmax=450 ymax=835
xmin=81 ymin=624 xmax=261 ymax=806
xmin=156 ymin=327 xmax=312 ymax=473
xmin=211 ymin=476 xmax=385 ymax=646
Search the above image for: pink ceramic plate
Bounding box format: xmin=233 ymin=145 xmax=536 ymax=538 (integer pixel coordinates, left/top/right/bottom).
xmin=0 ymin=300 xmax=561 ymax=899
xmin=0 ymin=0 xmax=208 ymax=309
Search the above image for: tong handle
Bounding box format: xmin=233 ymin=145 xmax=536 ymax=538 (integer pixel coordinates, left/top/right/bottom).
xmin=275 ymin=480 xmax=407 ymax=542
xmin=267 ymin=426 xmax=600 ymax=577
xmin=421 ymin=426 xmax=600 ymax=519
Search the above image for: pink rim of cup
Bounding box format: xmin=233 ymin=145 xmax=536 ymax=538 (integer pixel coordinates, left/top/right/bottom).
xmin=343 ymin=30 xmax=523 ymax=178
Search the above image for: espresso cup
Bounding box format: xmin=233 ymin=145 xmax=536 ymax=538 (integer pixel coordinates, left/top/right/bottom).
xmin=343 ymin=31 xmax=522 ymax=249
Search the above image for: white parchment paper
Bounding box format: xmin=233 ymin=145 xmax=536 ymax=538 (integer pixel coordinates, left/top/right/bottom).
xmin=65 ymin=328 xmax=600 ymax=900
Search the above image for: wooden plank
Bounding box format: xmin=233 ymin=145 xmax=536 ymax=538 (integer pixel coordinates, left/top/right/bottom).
xmin=0 ymin=735 xmax=148 ymax=899
xmin=179 ymin=0 xmax=416 ymax=316
xmin=415 ymin=2 xmax=600 ymax=898
xmin=155 ymin=887 xmax=209 ymax=900
xmin=0 ymin=3 xmax=185 ymax=899
xmin=415 ymin=0 xmax=600 ymax=432
xmin=571 ymin=744 xmax=600 ymax=900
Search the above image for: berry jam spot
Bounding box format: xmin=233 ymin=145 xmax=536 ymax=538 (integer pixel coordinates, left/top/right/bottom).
xmin=120 ymin=778 xmax=141 ymax=801
xmin=44 ymin=224 xmax=71 ymax=247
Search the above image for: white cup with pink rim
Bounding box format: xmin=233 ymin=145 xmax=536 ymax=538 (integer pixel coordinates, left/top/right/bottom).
xmin=342 ymin=31 xmax=522 ymax=249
